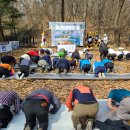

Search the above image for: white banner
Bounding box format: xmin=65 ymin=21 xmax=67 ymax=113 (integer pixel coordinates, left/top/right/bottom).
xmin=58 ymin=44 xmax=76 ymax=53
xmin=0 ymin=41 xmax=19 ymax=53
xmin=49 ymin=22 xmax=85 ymax=46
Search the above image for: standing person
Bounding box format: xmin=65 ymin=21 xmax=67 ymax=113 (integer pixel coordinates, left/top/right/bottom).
xmin=66 ymin=85 xmax=99 ymax=130
xmin=99 ymin=40 xmax=108 ymax=60
xmin=0 ymin=91 xmax=21 ymax=128
xmin=103 ymin=34 xmax=108 ymax=44
xmin=93 ymin=61 xmax=106 ymax=77
xmin=107 ymin=89 xmax=130 ymax=125
xmin=79 ymin=59 xmax=91 ymax=74
xmin=101 ymin=58 xmax=114 ymax=72
xmin=22 ymin=89 xmax=61 ymax=130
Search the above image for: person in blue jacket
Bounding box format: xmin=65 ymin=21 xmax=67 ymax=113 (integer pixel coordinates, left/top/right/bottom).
xmin=93 ymin=61 xmax=106 ymax=77
xmin=79 ymin=59 xmax=91 ymax=74
xmin=101 ymin=58 xmax=114 ymax=72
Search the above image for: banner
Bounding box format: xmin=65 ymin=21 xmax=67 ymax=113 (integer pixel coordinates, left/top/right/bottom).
xmin=49 ymin=22 xmax=85 ymax=46
xmin=58 ymin=44 xmax=76 ymax=53
xmin=0 ymin=41 xmax=19 ymax=53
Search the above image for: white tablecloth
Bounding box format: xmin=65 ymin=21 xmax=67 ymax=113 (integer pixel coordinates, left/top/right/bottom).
xmin=58 ymin=44 xmax=76 ymax=52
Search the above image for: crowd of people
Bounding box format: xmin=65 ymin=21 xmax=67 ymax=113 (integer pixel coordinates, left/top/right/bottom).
xmin=0 ymin=33 xmax=130 ymax=130
xmin=0 ymin=87 xmax=130 ymax=130
xmin=0 ymin=38 xmax=130 ymax=79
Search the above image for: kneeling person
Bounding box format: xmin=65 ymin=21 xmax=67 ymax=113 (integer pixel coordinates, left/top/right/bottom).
xmin=107 ymin=89 xmax=130 ymax=126
xmin=115 ymin=51 xmax=124 ymax=61
xmin=0 ymin=63 xmax=15 ymax=78
xmin=22 ymin=89 xmax=61 ymax=130
xmin=17 ymin=58 xmax=32 ymax=79
xmin=56 ymin=58 xmax=70 ymax=74
xmin=101 ymin=58 xmax=114 ymax=72
xmin=66 ymin=85 xmax=99 ymax=130
xmin=0 ymin=91 xmax=21 ymax=128
xmin=93 ymin=61 xmax=106 ymax=77
xmin=79 ymin=59 xmax=91 ymax=74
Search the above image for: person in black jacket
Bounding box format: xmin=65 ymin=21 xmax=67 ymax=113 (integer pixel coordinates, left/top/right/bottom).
xmin=56 ymin=58 xmax=70 ymax=74
xmin=99 ymin=40 xmax=108 ymax=60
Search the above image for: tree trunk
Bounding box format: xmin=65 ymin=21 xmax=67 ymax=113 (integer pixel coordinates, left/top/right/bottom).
xmin=61 ymin=0 xmax=65 ymax=22
xmin=83 ymin=0 xmax=88 ymax=46
xmin=114 ymin=28 xmax=120 ymax=47
xmin=0 ymin=19 xmax=4 ymax=41
xmin=114 ymin=0 xmax=125 ymax=47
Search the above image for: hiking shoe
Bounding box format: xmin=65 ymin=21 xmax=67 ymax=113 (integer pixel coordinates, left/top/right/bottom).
xmin=63 ymin=68 xmax=67 ymax=75
xmin=107 ymin=68 xmax=110 ymax=73
xmin=98 ymin=72 xmax=102 ymax=78
xmin=123 ymin=120 xmax=130 ymax=126
xmin=0 ymin=122 xmax=2 ymax=127
xmin=16 ymin=74 xmax=20 ymax=79
xmin=102 ymin=73 xmax=105 ymax=78
xmin=1 ymin=75 xmax=5 ymax=80
xmin=86 ymin=120 xmax=93 ymax=130
xmin=19 ymin=73 xmax=24 ymax=79
xmin=56 ymin=69 xmax=60 ymax=74
xmin=37 ymin=128 xmax=43 ymax=130
xmin=77 ymin=123 xmax=82 ymax=130
xmin=82 ymin=70 xmax=85 ymax=74
xmin=24 ymin=125 xmax=31 ymax=130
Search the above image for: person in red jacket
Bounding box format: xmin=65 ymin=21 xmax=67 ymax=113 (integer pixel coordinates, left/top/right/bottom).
xmin=66 ymin=85 xmax=99 ymax=130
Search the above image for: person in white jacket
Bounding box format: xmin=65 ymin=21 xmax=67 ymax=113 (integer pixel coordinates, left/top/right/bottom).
xmin=123 ymin=50 xmax=130 ymax=60
xmin=115 ymin=51 xmax=124 ymax=61
xmin=103 ymin=34 xmax=108 ymax=44
xmin=107 ymin=48 xmax=117 ymax=60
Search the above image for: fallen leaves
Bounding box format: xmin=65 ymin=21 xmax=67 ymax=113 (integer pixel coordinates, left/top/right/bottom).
xmin=0 ymin=46 xmax=130 ymax=103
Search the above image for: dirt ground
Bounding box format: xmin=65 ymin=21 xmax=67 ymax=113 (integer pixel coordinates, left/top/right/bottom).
xmin=1 ymin=45 xmax=130 ymax=103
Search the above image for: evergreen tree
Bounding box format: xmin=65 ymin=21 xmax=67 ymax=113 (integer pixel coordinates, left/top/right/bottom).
xmin=0 ymin=0 xmax=23 ymax=41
